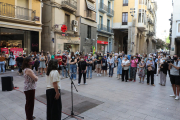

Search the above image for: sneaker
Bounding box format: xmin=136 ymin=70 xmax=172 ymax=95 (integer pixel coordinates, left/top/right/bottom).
xmin=11 ymin=70 xmax=14 ymax=72
xmin=152 ymin=84 xmax=155 ymax=86
xmin=84 ymin=83 xmax=87 ymax=85
xmin=170 ymin=95 xmax=175 ymax=97
xmin=99 ymin=74 xmax=101 ymax=76
xmin=142 ymin=81 xmax=144 ymax=84
xmin=175 ymin=96 xmax=179 ymax=100
xmin=78 ymin=83 xmax=80 ymax=86
xmin=97 ymin=74 xmax=99 ymax=77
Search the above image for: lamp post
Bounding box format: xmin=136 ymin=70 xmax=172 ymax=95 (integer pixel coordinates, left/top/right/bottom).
xmin=130 ymin=8 xmax=135 ymax=53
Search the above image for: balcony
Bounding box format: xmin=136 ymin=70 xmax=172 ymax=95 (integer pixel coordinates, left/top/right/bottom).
xmin=107 ymin=8 xmax=114 ymax=17
xmin=84 ymin=10 xmax=96 ymax=21
xmin=0 ymin=2 xmax=36 ymax=22
xmin=137 ymin=22 xmax=146 ymax=31
xmin=99 ymin=2 xmax=107 ymax=13
xmin=98 ymin=24 xmax=113 ymax=34
xmin=123 ymin=3 xmax=128 ymax=6
xmin=122 ymin=22 xmax=128 ymax=25
xmin=61 ymin=0 xmax=77 ymax=12
xmin=88 ymin=0 xmax=95 ymax=3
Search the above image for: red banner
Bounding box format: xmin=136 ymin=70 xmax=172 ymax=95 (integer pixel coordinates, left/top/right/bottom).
xmin=1 ymin=48 xmax=9 ymax=54
xmin=97 ymin=40 xmax=108 ymax=45
xmin=10 ymin=48 xmax=23 ymax=59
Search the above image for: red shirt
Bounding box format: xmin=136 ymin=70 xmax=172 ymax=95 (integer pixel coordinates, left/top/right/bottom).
xmin=55 ymin=56 xmax=62 ymax=65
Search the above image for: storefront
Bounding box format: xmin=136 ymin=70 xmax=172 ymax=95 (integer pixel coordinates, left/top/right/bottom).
xmin=56 ymin=34 xmax=80 ymax=53
xmin=0 ymin=27 xmax=40 ymax=54
xmin=97 ymin=40 xmax=108 ymax=54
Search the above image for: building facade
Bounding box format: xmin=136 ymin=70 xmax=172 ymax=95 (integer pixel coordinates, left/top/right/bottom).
xmin=42 ymin=0 xmax=80 ymax=54
xmin=76 ymin=0 xmax=97 ymax=53
xmin=0 ymin=0 xmax=42 ymax=53
xmin=170 ymin=0 xmax=180 ymax=56
xmin=113 ymin=0 xmax=157 ymax=55
xmin=96 ymin=0 xmax=114 ymax=54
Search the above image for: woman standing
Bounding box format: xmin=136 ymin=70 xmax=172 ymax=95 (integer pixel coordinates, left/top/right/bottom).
xmin=101 ymin=54 xmax=108 ymax=76
xmin=146 ymin=57 xmax=155 ymax=86
xmin=108 ymin=54 xmax=114 ymax=77
xmin=22 ymin=57 xmax=38 ymax=120
xmin=138 ymin=59 xmax=146 ymax=83
xmin=46 ymin=59 xmax=62 ymax=120
xmin=117 ymin=54 xmax=122 ymax=80
xmin=122 ymin=56 xmax=130 ymax=82
xmin=39 ymin=52 xmax=46 ymax=76
xmin=9 ymin=51 xmax=15 ymax=72
xmin=159 ymin=59 xmax=168 ymax=86
xmin=130 ymin=56 xmax=138 ymax=82
xmin=77 ymin=56 xmax=87 ymax=86
xmin=32 ymin=53 xmax=40 ymax=76
xmin=69 ymin=53 xmax=77 ymax=80
xmin=16 ymin=52 xmax=24 ymax=75
xmin=86 ymin=54 xmax=93 ymax=79
xmin=0 ymin=53 xmax=6 ymax=74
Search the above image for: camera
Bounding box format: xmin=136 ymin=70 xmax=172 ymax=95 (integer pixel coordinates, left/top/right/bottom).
xmin=167 ymin=59 xmax=174 ymax=64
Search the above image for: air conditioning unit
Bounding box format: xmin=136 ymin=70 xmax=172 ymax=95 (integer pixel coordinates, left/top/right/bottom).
xmin=73 ymin=27 xmax=78 ymax=32
xmin=72 ymin=20 xmax=78 ymax=26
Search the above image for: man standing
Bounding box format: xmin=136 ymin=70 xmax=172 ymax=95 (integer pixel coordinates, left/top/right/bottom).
xmin=96 ymin=53 xmax=102 ymax=76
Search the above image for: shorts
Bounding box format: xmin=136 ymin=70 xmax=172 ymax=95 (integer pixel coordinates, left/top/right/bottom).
xmin=170 ymin=75 xmax=180 ymax=85
xmin=97 ymin=64 xmax=101 ymax=69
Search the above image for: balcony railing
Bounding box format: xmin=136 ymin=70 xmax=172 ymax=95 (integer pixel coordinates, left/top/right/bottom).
xmin=85 ymin=10 xmax=96 ymax=21
xmin=98 ymin=24 xmax=113 ymax=33
xmin=99 ymin=2 xmax=107 ymax=13
xmin=0 ymin=2 xmax=36 ymax=21
xmin=107 ymin=8 xmax=114 ymax=17
xmin=61 ymin=0 xmax=77 ymax=10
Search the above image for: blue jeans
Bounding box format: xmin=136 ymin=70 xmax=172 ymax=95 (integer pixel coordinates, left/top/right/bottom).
xmin=62 ymin=65 xmax=68 ymax=77
xmin=70 ymin=64 xmax=77 ymax=80
xmin=0 ymin=61 xmax=5 ymax=73
xmin=109 ymin=66 xmax=114 ymax=77
xmin=87 ymin=66 xmax=92 ymax=78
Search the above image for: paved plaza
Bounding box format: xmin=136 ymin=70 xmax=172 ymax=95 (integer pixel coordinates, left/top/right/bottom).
xmin=0 ymin=69 xmax=180 ymax=120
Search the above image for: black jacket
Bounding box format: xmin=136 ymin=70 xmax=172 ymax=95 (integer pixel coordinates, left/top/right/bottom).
xmin=160 ymin=62 xmax=168 ymax=75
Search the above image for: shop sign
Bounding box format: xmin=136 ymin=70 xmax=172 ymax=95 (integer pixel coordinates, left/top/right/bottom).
xmin=67 ymin=40 xmax=80 ymax=44
xmin=10 ymin=48 xmax=23 ymax=59
xmin=97 ymin=40 xmax=108 ymax=45
xmin=1 ymin=48 xmax=8 ymax=54
xmin=57 ymin=35 xmax=71 ymax=40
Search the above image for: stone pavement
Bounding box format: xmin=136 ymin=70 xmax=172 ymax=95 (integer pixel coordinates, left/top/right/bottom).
xmin=0 ymin=69 xmax=180 ymax=120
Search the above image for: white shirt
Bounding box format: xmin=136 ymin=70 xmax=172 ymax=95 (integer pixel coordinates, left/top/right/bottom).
xmin=108 ymin=57 xmax=115 ymax=68
xmin=46 ymin=70 xmax=61 ymax=89
xmin=122 ymin=60 xmax=130 ymax=70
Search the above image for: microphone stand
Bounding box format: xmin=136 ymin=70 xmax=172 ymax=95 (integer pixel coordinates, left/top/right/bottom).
xmin=62 ymin=65 xmax=84 ymax=120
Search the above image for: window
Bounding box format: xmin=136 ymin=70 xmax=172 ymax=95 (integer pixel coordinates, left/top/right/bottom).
xmin=107 ymin=19 xmax=110 ymax=32
xmin=122 ymin=12 xmax=128 ymax=25
xmin=65 ymin=14 xmax=70 ymax=30
xmin=87 ymin=26 xmax=91 ymax=39
xmin=178 ymin=24 xmax=180 ymax=33
xmin=139 ymin=0 xmax=144 ymax=4
xmin=108 ymin=1 xmax=111 ymax=13
xmin=123 ymin=0 xmax=128 ymax=6
xmin=99 ymin=16 xmax=103 ymax=29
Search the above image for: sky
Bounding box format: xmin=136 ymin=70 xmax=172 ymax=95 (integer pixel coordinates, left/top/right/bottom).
xmin=156 ymin=0 xmax=172 ymax=41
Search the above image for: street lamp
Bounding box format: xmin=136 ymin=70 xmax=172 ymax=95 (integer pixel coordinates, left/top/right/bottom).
xmin=130 ymin=8 xmax=135 ymax=53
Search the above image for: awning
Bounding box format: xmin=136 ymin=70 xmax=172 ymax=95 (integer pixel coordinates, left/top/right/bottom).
xmin=97 ymin=40 xmax=108 ymax=45
xmin=85 ymin=0 xmax=96 ymax=12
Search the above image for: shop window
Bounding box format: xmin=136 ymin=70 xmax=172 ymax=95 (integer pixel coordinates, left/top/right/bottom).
xmin=87 ymin=26 xmax=91 ymax=39
xmin=122 ymin=12 xmax=128 ymax=25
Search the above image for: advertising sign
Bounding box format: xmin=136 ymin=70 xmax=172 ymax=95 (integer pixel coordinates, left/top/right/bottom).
xmin=1 ymin=48 xmax=9 ymax=54
xmin=97 ymin=40 xmax=108 ymax=45
xmin=10 ymin=48 xmax=23 ymax=59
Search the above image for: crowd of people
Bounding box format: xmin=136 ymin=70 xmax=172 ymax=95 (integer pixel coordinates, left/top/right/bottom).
xmin=1 ymin=50 xmax=180 ymax=120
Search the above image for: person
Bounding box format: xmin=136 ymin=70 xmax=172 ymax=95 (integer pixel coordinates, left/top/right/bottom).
xmin=16 ymin=52 xmax=24 ymax=75
xmin=39 ymin=52 xmax=46 ymax=76
xmin=32 ymin=53 xmax=40 ymax=76
xmin=22 ymin=57 xmax=38 ymax=120
xmin=117 ymin=54 xmax=122 ymax=80
xmin=146 ymin=57 xmax=155 ymax=86
xmin=86 ymin=54 xmax=93 ymax=79
xmin=9 ymin=51 xmax=15 ymax=72
xmin=101 ymin=54 xmax=108 ymax=76
xmin=96 ymin=53 xmax=102 ymax=76
xmin=169 ymin=55 xmax=180 ymax=100
xmin=159 ymin=58 xmax=168 ymax=86
xmin=51 ymin=52 xmax=56 ymax=59
xmin=62 ymin=52 xmax=67 ymax=78
xmin=122 ymin=55 xmax=130 ymax=82
xmin=138 ymin=59 xmax=146 ymax=83
xmin=122 ymin=51 xmax=125 ymax=57
xmin=2 ymin=51 xmax=7 ymax=72
xmin=77 ymin=56 xmax=87 ymax=86
xmin=46 ymin=59 xmax=62 ymax=120
xmin=155 ymin=56 xmax=161 ymax=76
xmin=130 ymin=55 xmax=138 ymax=82
xmin=46 ymin=51 xmax=51 ymax=68
xmin=108 ymin=54 xmax=114 ymax=77
xmin=69 ymin=53 xmax=77 ymax=80
xmin=55 ymin=52 xmax=62 ymax=74
xmin=0 ymin=52 xmax=6 ymax=74
xmin=66 ymin=51 xmax=70 ymax=75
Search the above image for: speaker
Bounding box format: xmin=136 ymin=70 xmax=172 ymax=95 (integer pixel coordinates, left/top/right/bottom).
xmin=1 ymin=76 xmax=14 ymax=91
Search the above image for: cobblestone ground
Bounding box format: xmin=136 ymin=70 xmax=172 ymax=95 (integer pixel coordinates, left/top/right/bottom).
xmin=0 ymin=69 xmax=180 ymax=120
